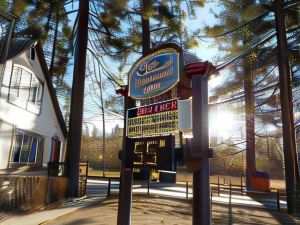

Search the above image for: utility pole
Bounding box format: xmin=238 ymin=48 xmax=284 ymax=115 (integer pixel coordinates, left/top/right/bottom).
xmin=274 ymin=0 xmax=296 ymax=214
xmin=66 ymin=0 xmax=89 ymax=197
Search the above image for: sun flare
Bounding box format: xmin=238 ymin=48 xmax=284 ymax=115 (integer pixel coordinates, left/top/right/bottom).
xmin=210 ymin=110 xmax=235 ymax=139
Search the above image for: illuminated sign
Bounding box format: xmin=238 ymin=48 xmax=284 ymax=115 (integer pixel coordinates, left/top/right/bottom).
xmin=125 ymin=136 xmax=174 ymax=170
xmin=127 ymin=99 xmax=178 ymax=137
xmin=128 ymin=48 xmax=179 ymax=99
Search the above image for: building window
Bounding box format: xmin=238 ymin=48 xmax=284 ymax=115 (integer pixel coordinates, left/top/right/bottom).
xmin=8 ymin=66 xmax=43 ymax=114
xmin=11 ymin=130 xmax=43 ymax=164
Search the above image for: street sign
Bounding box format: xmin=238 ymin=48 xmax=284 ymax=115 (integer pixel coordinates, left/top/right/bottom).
xmin=128 ymin=48 xmax=180 ymax=99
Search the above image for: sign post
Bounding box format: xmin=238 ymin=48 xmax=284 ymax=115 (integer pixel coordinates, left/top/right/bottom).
xmin=118 ymin=43 xmax=213 ymax=225
xmin=117 ymin=44 xmax=183 ymax=225
xmin=185 ymin=61 xmax=215 ymax=225
xmin=116 ymin=86 xmax=134 ymax=225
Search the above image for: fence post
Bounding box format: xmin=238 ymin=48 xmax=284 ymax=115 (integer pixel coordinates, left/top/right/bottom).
xmin=277 ymin=189 xmax=280 ymax=212
xmin=217 ymin=176 xmax=220 ymax=197
xmin=240 ymin=177 xmax=243 ymax=195
xmin=229 ymin=179 xmax=232 ymax=205
xmin=186 ymin=182 xmax=189 ymax=200
xmin=84 ymin=161 xmax=89 ymax=195
xmin=107 ymin=178 xmax=111 ymax=197
xmin=211 ymin=192 xmax=213 ymax=219
xmin=147 ymin=178 xmax=150 ymax=196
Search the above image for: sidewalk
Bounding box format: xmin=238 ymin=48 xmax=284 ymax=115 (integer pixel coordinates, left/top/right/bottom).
xmin=2 ymin=179 xmax=299 ymax=225
xmin=43 ymin=196 xmax=300 ymax=225
xmin=2 ymin=196 xmax=104 ymax=225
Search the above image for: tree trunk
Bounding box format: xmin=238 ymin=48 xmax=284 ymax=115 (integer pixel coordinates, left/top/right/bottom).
xmin=274 ymin=0 xmax=296 ymax=213
xmin=49 ymin=15 xmax=59 ymax=77
xmin=244 ymin=65 xmax=256 ymax=176
xmin=244 ymin=63 xmax=270 ymax=191
xmin=288 ymin=6 xmax=300 ymax=182
xmin=45 ymin=3 xmax=53 ymax=33
xmin=97 ymin=62 xmax=106 ymax=177
xmin=141 ymin=0 xmax=151 ymax=56
xmin=66 ymin=0 xmax=89 ymax=197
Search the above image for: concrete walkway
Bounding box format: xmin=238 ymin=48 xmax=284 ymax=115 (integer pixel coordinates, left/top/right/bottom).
xmin=2 ymin=196 xmax=103 ymax=225
xmin=1 ymin=178 xmax=300 ymax=225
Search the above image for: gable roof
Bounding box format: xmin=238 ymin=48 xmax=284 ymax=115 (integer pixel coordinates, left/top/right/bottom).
xmin=7 ymin=38 xmax=36 ymax=60
xmin=35 ymin=42 xmax=68 ymax=138
xmin=7 ymin=38 xmax=68 ymax=138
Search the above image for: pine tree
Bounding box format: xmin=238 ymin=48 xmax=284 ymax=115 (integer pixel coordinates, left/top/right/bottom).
xmin=2 ymin=0 xmax=72 ymax=95
xmin=89 ymin=0 xmax=205 ymax=70
xmin=92 ymin=125 xmax=98 ymax=138
xmin=205 ymin=0 xmax=279 ymax=191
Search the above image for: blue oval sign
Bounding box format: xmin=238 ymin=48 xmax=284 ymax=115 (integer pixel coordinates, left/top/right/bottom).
xmin=129 ymin=48 xmax=179 ymax=99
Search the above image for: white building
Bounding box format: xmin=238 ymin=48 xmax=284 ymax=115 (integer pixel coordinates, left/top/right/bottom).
xmin=0 ymin=39 xmax=67 ymax=169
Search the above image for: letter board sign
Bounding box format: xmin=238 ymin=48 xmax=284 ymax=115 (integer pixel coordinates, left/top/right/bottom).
xmin=127 ymin=99 xmax=178 ymax=137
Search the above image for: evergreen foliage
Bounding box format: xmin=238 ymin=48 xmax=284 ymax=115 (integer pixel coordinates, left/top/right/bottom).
xmin=1 ymin=0 xmax=73 ymax=95
xmin=88 ymin=0 xmax=206 ymax=72
xmin=206 ymin=0 xmax=299 ymax=179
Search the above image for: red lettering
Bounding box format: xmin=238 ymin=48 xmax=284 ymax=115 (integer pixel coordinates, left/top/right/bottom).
xmin=171 ymin=100 xmax=177 ymax=110
xmin=137 ymin=108 xmax=143 ymax=116
xmin=160 ymin=104 xmax=165 ymax=111
xmin=147 ymin=106 xmax=153 ymax=114
xmin=165 ymin=103 xmax=170 ymax=110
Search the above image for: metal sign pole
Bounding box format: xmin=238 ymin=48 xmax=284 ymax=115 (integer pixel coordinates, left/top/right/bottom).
xmin=116 ymin=44 xmax=184 ymax=224
xmin=192 ymin=75 xmax=211 ymax=225
xmin=117 ymin=87 xmax=134 ymax=225
xmin=185 ymin=61 xmax=214 ymax=225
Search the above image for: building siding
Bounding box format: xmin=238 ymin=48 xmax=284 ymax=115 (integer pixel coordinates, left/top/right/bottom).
xmin=0 ymin=48 xmax=65 ymax=169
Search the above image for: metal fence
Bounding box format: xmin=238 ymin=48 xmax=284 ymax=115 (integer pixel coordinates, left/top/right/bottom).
xmin=0 ymin=176 xmax=68 ymax=222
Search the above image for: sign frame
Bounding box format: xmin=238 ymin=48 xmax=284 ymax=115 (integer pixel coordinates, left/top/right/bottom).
xmin=128 ymin=43 xmax=185 ymax=100
xmin=125 ymin=135 xmax=175 ymax=170
xmin=127 ymin=98 xmax=179 ymax=137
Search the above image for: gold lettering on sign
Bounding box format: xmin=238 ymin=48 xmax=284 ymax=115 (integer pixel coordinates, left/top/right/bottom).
xmin=127 ymin=110 xmax=178 ymax=137
xmin=135 ymin=67 xmax=174 ymax=88
xmin=137 ymin=57 xmax=173 ymax=76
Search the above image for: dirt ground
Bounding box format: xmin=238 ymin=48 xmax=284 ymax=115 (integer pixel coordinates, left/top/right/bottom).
xmin=45 ymin=195 xmax=299 ymax=225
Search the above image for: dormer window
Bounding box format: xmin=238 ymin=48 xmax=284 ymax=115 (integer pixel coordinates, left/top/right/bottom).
xmin=8 ymin=65 xmax=43 ymax=114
